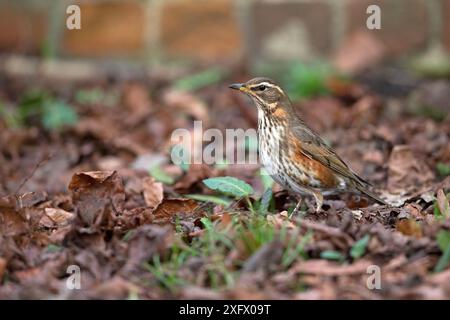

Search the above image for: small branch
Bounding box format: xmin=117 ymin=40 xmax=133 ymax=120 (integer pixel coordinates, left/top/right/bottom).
xmin=14 ymin=153 xmax=52 ymax=195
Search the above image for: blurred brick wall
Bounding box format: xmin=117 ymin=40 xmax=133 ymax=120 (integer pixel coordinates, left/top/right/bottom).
xmin=0 ymin=0 xmax=449 ymax=64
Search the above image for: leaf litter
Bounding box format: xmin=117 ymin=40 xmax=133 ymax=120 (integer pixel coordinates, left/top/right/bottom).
xmin=0 ymin=66 xmax=449 ymax=300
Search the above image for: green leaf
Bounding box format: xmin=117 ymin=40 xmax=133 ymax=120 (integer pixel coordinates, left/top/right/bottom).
xmin=350 ymin=235 xmax=370 ymax=259
xmin=200 ymin=217 xmax=214 ymax=231
xmin=320 ymin=250 xmax=344 ymax=261
xmin=42 ymin=100 xmax=78 ymax=130
xmin=259 ymin=168 xmax=274 ymax=191
xmin=435 ymin=231 xmax=450 ymax=272
xmin=259 ymin=188 xmax=273 ymax=214
xmin=45 ymin=244 xmax=62 ymax=253
xmin=436 ymin=230 xmax=450 ymax=252
xmin=149 ymin=165 xmax=174 ymax=185
xmin=437 ymin=163 xmax=450 ymax=177
xmin=185 ymin=194 xmax=232 ymax=206
xmin=203 ymin=176 xmax=254 ymax=198
xmin=173 ymin=68 xmax=223 ymax=92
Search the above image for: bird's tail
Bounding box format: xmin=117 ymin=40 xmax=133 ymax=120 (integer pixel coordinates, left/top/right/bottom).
xmin=356 ymin=186 xmax=388 ymax=205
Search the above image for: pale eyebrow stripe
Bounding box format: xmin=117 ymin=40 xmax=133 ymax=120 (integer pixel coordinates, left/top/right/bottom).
xmin=248 ymin=82 xmax=284 ymax=94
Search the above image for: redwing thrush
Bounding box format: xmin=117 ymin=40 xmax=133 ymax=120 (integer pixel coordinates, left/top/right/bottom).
xmin=230 ymin=77 xmax=387 ymax=213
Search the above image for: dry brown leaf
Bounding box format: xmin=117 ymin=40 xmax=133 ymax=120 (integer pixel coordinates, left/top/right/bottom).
xmin=436 ymin=189 xmax=450 ymax=217
xmin=387 ymin=145 xmax=434 ymax=194
xmin=266 ymin=211 xmax=296 ymax=229
xmin=40 ymin=208 xmax=75 ymax=227
xmin=405 ymin=203 xmax=425 ymax=220
xmin=142 ymin=177 xmax=164 ymax=209
xmin=83 ymin=276 xmax=140 ymax=299
xmin=0 ymin=258 xmax=6 ymax=280
xmin=121 ymin=225 xmax=173 ymax=275
xmin=174 ymin=164 xmax=214 ymax=192
xmin=289 ymin=259 xmax=373 ymax=276
xmin=0 ymin=195 xmax=28 ymax=236
xmin=68 ymin=171 xmax=125 ymax=229
xmin=153 ymin=198 xmax=200 ymax=225
xmin=396 ymin=219 xmax=423 ymax=238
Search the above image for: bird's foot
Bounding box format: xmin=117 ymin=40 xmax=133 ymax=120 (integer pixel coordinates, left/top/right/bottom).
xmin=289 ymin=197 xmax=303 ymax=219
xmin=312 ymin=191 xmax=324 ymax=213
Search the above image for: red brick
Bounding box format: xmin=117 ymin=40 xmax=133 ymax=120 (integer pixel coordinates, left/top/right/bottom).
xmin=61 ymin=0 xmax=146 ymax=57
xmin=443 ymin=0 xmax=450 ymax=52
xmin=344 ymin=0 xmax=428 ymax=55
xmin=160 ymin=0 xmax=242 ymax=61
xmin=250 ymin=1 xmax=332 ymax=60
xmin=0 ymin=4 xmax=48 ymax=54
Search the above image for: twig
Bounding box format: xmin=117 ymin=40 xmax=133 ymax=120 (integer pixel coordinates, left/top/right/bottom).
xmin=14 ymin=153 xmax=52 ymax=195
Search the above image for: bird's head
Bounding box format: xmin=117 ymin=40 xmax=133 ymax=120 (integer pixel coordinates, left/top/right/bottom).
xmin=229 ymin=77 xmax=291 ymax=115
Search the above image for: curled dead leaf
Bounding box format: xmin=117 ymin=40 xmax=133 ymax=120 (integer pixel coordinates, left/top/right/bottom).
xmin=68 ymin=171 xmax=125 ymax=229
xmin=142 ymin=177 xmax=164 ymax=209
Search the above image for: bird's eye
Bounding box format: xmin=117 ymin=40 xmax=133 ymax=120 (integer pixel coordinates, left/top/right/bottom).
xmin=256 ymin=85 xmax=266 ymax=91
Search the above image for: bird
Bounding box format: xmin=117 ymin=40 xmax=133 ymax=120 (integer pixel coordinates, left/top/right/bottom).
xmin=229 ymin=77 xmax=387 ymax=213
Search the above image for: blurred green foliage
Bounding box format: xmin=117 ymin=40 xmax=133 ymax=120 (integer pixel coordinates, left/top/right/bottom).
xmin=149 ymin=165 xmax=175 ymax=185
xmin=412 ymin=105 xmax=446 ymax=122
xmin=75 ymin=88 xmax=118 ymax=107
xmin=410 ymin=46 xmax=450 ymax=79
xmin=254 ymin=61 xmax=338 ymax=100
xmin=0 ymin=89 xmax=78 ymax=130
xmin=437 ymin=163 xmax=450 ymax=177
xmin=283 ymin=62 xmax=333 ymax=100
xmin=173 ymin=68 xmax=224 ymax=92
xmin=435 ymin=230 xmax=450 ymax=272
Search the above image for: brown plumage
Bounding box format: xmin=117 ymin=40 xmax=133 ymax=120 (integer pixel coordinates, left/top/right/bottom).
xmin=230 ymin=77 xmax=387 ymax=213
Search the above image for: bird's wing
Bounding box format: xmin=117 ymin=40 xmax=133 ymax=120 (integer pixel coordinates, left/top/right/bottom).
xmin=292 ymin=124 xmax=371 ymax=187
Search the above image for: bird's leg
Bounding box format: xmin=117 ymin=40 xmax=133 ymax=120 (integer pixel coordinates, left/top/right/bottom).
xmin=311 ymin=190 xmax=323 ymax=213
xmin=289 ymin=196 xmax=303 ymax=218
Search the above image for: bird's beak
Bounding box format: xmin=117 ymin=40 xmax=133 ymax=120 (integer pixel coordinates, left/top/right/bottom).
xmin=229 ymin=83 xmax=244 ymax=91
